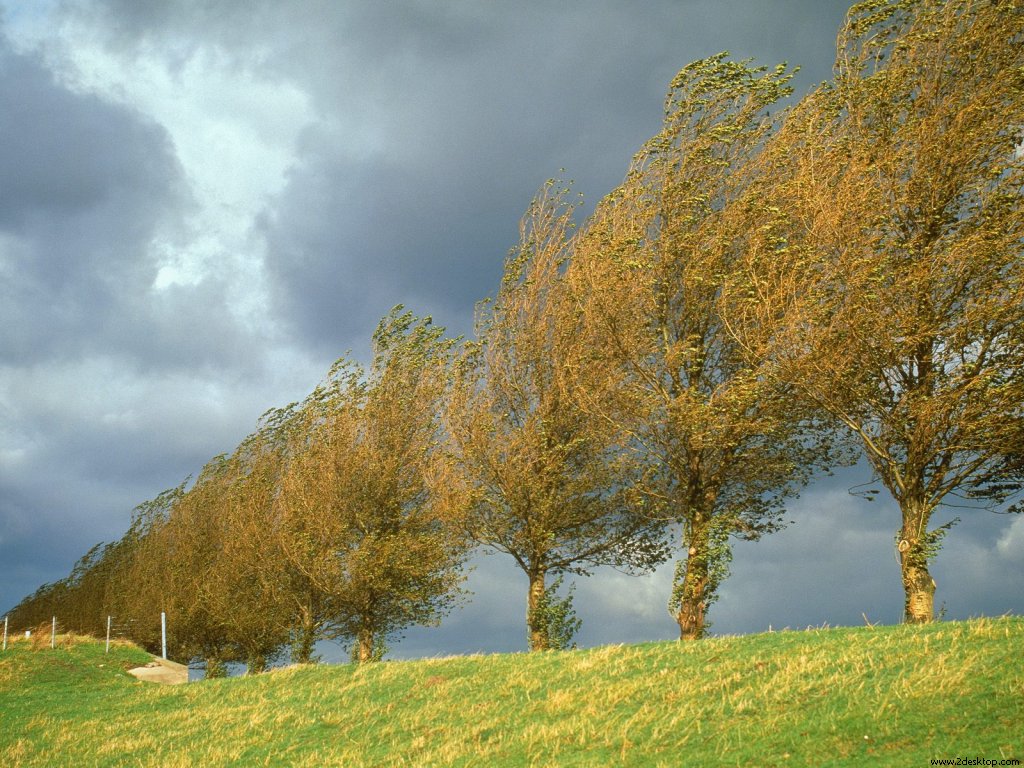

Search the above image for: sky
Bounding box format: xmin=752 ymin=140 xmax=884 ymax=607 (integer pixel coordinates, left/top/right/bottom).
xmin=1 ymin=0 xmax=1021 ymax=662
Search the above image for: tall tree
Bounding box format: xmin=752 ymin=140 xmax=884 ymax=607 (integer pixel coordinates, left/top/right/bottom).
xmin=235 ymin=404 xmax=334 ymax=666
xmin=570 ymin=55 xmax=827 ymax=639
xmin=738 ymin=0 xmax=1024 ymax=623
xmin=447 ymin=182 xmax=669 ymax=651
xmin=202 ymin=438 xmax=294 ymax=674
xmin=276 ymin=309 xmax=470 ymax=662
xmin=121 ymin=464 xmax=240 ymax=666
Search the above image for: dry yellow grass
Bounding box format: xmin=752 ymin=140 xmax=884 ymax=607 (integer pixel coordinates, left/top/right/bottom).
xmin=1 ymin=618 xmax=1021 ymax=767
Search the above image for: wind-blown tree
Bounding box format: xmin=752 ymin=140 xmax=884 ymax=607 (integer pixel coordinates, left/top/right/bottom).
xmin=44 ymin=543 xmax=106 ymax=636
xmin=99 ymin=483 xmax=199 ymax=657
xmin=92 ymin=488 xmax=187 ymax=646
xmin=139 ymin=452 xmax=294 ymax=674
xmin=118 ymin=460 xmax=291 ymax=673
xmin=270 ymin=390 xmax=358 ymax=661
xmin=3 ymin=486 xmax=181 ymax=639
xmin=569 ymin=55 xmax=830 ymax=640
xmin=276 ymin=308 xmax=470 ymax=663
xmin=202 ymin=438 xmax=295 ymax=674
xmin=55 ymin=525 xmax=162 ymax=640
xmin=446 ymin=182 xmax=669 ymax=651
xmin=4 ymin=580 xmax=69 ymax=634
xmin=6 ymin=540 xmax=111 ymax=638
xmin=116 ymin=464 xmax=241 ymax=668
xmin=735 ymin=0 xmax=1024 ymax=623
xmin=232 ymin=404 xmax=335 ymax=666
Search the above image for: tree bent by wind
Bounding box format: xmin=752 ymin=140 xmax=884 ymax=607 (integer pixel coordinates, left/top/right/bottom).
xmin=275 ymin=308 xmax=471 ymax=662
xmin=732 ymin=0 xmax=1024 ymax=623
xmin=569 ymin=54 xmax=834 ymax=640
xmin=446 ymin=181 xmax=670 ymax=651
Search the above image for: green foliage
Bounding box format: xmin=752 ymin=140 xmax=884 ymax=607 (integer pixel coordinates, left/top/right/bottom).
xmin=289 ymin=626 xmax=322 ymax=665
xmin=204 ymin=657 xmax=228 ymax=679
xmin=528 ymin=575 xmax=581 ymax=651
xmin=897 ymin=517 xmax=960 ymax=571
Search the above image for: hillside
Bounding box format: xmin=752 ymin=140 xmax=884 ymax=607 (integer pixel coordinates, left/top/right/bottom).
xmin=1 ymin=618 xmax=1021 ymax=767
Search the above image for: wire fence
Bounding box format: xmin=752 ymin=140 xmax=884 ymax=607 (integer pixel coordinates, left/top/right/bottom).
xmin=0 ymin=612 xmax=167 ymax=657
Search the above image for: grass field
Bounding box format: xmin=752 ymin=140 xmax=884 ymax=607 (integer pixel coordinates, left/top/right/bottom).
xmin=1 ymin=617 xmax=1021 ymax=767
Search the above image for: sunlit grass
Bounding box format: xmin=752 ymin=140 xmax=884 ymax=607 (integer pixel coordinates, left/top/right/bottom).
xmin=1 ymin=618 xmax=1021 ymax=766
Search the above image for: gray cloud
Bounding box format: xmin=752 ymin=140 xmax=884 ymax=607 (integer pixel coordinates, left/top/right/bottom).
xmin=0 ymin=37 xmax=180 ymax=360
xmin=253 ymin=0 xmax=852 ymax=353
xmin=0 ymin=29 xmax=263 ymax=375
xmin=0 ymin=21 xmax=315 ymax=616
xmin=59 ymin=0 xmax=854 ymax=353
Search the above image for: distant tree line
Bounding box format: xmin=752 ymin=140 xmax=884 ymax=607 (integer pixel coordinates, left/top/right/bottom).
xmin=6 ymin=0 xmax=1021 ymax=670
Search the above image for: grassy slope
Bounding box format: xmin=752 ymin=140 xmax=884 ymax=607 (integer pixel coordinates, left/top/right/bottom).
xmin=0 ymin=618 xmax=1022 ymax=767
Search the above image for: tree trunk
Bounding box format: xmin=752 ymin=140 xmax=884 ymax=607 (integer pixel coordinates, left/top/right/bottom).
xmin=246 ymin=654 xmax=267 ymax=675
xmin=676 ymin=523 xmax=710 ymax=641
xmin=291 ymin=604 xmax=318 ymax=664
xmin=898 ymin=499 xmax=936 ymax=624
xmin=205 ymin=656 xmax=227 ymax=679
xmin=356 ymin=627 xmax=375 ymax=663
xmin=526 ymin=568 xmax=548 ymax=652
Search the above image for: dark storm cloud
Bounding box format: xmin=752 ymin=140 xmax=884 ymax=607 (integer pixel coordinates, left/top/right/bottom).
xmin=256 ymin=129 xmax=529 ymax=354
xmin=0 ymin=37 xmax=176 ymax=360
xmin=0 ymin=24 xmax=290 ymax=614
xmin=255 ymin=0 xmax=853 ymax=352
xmin=0 ymin=31 xmax=259 ymax=373
xmin=0 ymin=30 xmax=181 ymax=556
xmin=63 ymin=0 xmax=853 ymax=353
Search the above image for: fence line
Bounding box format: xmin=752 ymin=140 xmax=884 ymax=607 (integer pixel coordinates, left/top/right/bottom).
xmin=0 ymin=613 xmax=167 ymax=656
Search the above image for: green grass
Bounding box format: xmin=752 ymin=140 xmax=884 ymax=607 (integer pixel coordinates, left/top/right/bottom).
xmin=1 ymin=618 xmax=1022 ymax=767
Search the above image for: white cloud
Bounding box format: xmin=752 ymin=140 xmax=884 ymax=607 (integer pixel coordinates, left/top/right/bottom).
xmin=996 ymin=515 xmax=1024 ymax=562
xmin=3 ymin=7 xmax=316 ymax=336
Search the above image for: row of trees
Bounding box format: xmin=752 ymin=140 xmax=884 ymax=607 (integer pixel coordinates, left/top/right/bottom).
xmin=6 ymin=0 xmax=1022 ymax=666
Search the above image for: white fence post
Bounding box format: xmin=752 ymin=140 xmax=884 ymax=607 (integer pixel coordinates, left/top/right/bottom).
xmin=51 ymin=616 xmax=56 ymax=649
xmin=161 ymin=612 xmax=167 ymax=660
xmin=106 ymin=616 xmax=111 ymax=654
xmin=2 ymin=615 xmax=7 ymax=651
